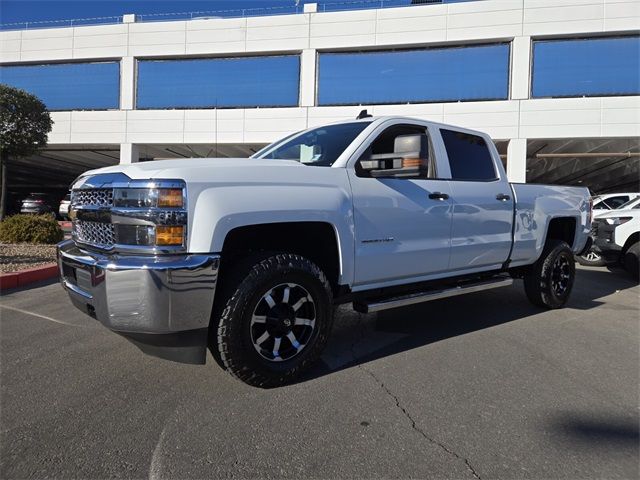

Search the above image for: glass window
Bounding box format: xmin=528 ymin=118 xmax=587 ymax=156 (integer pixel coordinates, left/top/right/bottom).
xmin=532 ymin=36 xmax=640 ymax=98
xmin=317 ymin=44 xmax=510 ymax=106
xmin=0 ymin=62 xmax=119 ymax=110
xmin=357 ymin=124 xmax=435 ymax=179
xmin=441 ymin=129 xmax=497 ymax=181
xmin=255 ymin=121 xmax=371 ymax=167
xmin=137 ymin=56 xmax=300 ymax=109
xmin=603 ymin=196 xmax=631 ymax=209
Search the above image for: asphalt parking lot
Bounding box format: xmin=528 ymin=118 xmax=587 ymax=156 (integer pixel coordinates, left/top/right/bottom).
xmin=1 ymin=265 xmax=638 ymax=479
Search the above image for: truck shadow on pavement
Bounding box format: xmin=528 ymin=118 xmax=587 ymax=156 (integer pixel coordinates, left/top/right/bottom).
xmin=299 ymin=267 xmax=638 ymax=382
xmin=549 ymin=414 xmax=639 ymax=447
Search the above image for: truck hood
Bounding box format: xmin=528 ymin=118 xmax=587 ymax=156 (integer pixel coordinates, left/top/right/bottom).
xmin=83 ymin=157 xmax=306 ymax=181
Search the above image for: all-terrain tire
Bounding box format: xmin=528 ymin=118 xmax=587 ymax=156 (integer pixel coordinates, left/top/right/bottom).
xmin=622 ymin=242 xmax=640 ymax=281
xmin=211 ymin=253 xmax=333 ymax=388
xmin=524 ymin=239 xmax=575 ymax=309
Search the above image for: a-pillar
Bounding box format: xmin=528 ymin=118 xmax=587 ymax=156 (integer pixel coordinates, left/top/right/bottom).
xmin=120 ymin=143 xmax=140 ymax=164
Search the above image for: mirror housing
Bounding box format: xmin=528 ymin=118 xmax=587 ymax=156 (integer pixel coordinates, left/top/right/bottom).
xmin=360 ymin=134 xmax=428 ymax=178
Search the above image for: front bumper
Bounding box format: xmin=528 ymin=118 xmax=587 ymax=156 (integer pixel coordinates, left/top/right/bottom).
xmin=593 ymin=222 xmax=622 ymax=263
xmin=57 ymin=240 xmax=220 ymax=363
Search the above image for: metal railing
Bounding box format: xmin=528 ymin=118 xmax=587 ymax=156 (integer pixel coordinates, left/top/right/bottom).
xmin=0 ymin=15 xmax=122 ymax=31
xmin=0 ymin=0 xmax=463 ymax=31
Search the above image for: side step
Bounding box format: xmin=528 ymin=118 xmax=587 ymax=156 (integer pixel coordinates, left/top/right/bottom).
xmin=353 ymin=275 xmax=513 ymax=314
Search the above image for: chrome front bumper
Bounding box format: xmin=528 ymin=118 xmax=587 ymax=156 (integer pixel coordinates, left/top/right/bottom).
xmin=57 ymin=239 xmax=219 ymax=335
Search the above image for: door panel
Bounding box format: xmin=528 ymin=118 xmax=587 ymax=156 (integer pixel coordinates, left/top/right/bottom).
xmin=348 ymin=174 xmax=453 ymax=286
xmin=448 ymin=180 xmax=514 ymax=270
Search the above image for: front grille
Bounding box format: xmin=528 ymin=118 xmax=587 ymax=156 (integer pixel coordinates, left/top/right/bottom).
xmin=74 ymin=220 xmax=116 ymax=248
xmin=72 ymin=189 xmax=113 ymax=207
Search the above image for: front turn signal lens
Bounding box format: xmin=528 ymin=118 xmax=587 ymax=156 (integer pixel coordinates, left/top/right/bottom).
xmin=157 ymin=188 xmax=183 ymax=208
xmin=155 ymin=226 xmax=184 ymax=246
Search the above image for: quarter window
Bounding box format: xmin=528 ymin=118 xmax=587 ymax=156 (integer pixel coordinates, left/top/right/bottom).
xmin=441 ymin=129 xmax=497 ymax=181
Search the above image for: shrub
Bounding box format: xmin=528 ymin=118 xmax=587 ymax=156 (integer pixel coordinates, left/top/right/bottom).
xmin=0 ymin=214 xmax=64 ymax=244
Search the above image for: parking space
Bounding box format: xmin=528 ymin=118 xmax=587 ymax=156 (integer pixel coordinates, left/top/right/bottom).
xmin=0 ymin=265 xmax=638 ymax=479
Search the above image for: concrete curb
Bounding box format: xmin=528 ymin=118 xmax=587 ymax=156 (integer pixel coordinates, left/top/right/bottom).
xmin=0 ymin=264 xmax=59 ymax=291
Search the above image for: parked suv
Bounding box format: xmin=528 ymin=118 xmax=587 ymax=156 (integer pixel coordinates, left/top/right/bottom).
xmin=592 ymin=203 xmax=640 ymax=279
xmin=20 ymin=193 xmax=57 ymax=216
xmin=578 ymin=195 xmax=640 ymax=266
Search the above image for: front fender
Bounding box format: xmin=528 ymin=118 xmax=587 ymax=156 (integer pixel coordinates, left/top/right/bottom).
xmin=187 ymin=177 xmax=355 ymax=285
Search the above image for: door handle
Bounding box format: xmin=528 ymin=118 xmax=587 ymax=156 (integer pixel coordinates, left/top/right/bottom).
xmin=428 ymin=192 xmax=449 ymax=200
xmin=496 ymin=193 xmax=511 ymax=201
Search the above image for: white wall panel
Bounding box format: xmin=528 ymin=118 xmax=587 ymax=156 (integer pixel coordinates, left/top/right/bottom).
xmin=185 ymin=18 xmax=246 ymax=54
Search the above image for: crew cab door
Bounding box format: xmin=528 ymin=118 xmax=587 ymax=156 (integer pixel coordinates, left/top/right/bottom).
xmin=347 ymin=123 xmax=453 ymax=288
xmin=437 ymin=128 xmax=514 ymax=271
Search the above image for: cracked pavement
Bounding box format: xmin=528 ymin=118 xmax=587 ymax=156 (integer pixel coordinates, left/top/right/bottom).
xmin=1 ymin=265 xmax=638 ymax=479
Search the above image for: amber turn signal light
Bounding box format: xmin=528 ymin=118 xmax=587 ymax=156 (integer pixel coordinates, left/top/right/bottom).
xmin=157 ymin=189 xmax=183 ymax=208
xmin=155 ymin=226 xmax=184 ymax=246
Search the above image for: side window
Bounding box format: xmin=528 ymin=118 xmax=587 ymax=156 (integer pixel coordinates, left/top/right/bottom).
xmin=592 ymin=200 xmax=608 ymax=210
xmin=604 ymin=196 xmax=629 ymax=209
xmin=356 ymin=124 xmax=436 ymax=179
xmin=441 ymin=129 xmax=497 ymax=181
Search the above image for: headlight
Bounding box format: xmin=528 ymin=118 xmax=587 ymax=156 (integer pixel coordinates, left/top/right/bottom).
xmin=72 ymin=180 xmax=188 ymax=252
xmin=605 ymin=217 xmax=632 ymax=226
xmin=113 ymin=188 xmax=184 ymax=208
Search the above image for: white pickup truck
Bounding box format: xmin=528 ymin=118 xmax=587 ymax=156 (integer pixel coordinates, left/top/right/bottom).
xmin=58 ymin=116 xmax=592 ymax=387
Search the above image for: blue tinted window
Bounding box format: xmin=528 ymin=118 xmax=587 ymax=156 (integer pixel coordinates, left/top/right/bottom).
xmin=137 ymin=56 xmax=300 ymax=109
xmin=318 ymin=44 xmax=509 ymax=105
xmin=0 ymin=62 xmax=119 ymax=110
xmin=532 ymin=36 xmax=640 ymax=98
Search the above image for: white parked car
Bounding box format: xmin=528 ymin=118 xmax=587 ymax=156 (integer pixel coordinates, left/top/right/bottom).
xmin=57 ymin=116 xmax=592 ymax=387
xmin=592 ymin=193 xmax=639 ymax=215
xmin=592 ymin=202 xmax=640 ymax=279
xmin=577 ymin=195 xmax=640 ymax=266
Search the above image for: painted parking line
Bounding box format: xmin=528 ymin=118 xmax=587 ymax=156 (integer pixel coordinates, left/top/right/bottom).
xmin=0 ymin=304 xmax=87 ymax=327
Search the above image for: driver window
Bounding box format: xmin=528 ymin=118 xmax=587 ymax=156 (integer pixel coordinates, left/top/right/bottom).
xmin=356 ymin=124 xmax=436 ymax=179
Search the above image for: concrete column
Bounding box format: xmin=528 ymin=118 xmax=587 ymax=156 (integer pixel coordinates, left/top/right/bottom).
xmin=120 ymin=56 xmax=136 ymax=110
xmin=300 ymin=49 xmax=317 ymax=107
xmin=120 ymin=143 xmax=140 ymax=164
xmin=511 ymin=36 xmax=531 ymax=100
xmin=507 ymin=138 xmax=527 ymax=183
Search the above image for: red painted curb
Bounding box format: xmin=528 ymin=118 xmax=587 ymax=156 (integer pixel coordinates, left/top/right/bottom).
xmin=0 ymin=263 xmax=59 ymax=291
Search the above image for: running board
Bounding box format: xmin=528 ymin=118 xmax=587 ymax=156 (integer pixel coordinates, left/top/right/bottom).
xmin=353 ymin=275 xmax=513 ymax=314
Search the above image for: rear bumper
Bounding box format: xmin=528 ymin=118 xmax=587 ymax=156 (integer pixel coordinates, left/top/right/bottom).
xmin=57 ymin=240 xmax=220 ymax=363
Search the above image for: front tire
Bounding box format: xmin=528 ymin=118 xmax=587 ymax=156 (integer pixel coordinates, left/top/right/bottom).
xmin=212 ymin=253 xmax=333 ymax=388
xmin=524 ymin=240 xmax=576 ymax=309
xmin=576 ymin=247 xmax=605 ymax=267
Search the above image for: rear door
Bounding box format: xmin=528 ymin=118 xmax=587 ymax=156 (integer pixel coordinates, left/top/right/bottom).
xmin=438 ymin=128 xmax=514 ymax=271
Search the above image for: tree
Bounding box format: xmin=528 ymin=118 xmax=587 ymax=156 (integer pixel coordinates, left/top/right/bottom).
xmin=0 ymin=84 xmax=52 ymax=220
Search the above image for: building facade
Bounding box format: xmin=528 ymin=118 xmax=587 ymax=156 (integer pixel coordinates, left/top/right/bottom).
xmin=0 ymin=0 xmax=639 ymax=193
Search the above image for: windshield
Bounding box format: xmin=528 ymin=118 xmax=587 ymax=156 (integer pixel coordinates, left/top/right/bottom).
xmin=254 ymin=121 xmax=372 ymax=167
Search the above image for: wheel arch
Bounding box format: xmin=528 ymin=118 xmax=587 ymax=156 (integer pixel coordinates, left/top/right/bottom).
xmin=622 ymin=232 xmax=640 ymax=254
xmin=218 ymin=221 xmax=344 ymax=293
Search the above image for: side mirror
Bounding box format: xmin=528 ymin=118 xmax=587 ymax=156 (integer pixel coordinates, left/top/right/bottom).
xmin=360 ymin=134 xmax=428 ymax=178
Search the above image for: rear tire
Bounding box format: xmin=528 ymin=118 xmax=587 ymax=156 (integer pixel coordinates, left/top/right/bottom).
xmin=524 ymin=240 xmax=575 ymax=309
xmin=622 ymin=242 xmax=639 ymax=281
xmin=212 ymin=253 xmax=333 ymax=388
